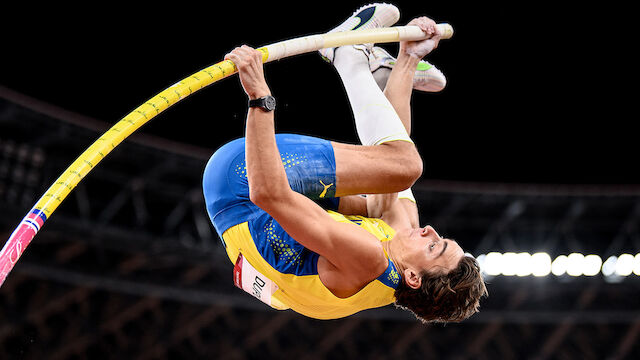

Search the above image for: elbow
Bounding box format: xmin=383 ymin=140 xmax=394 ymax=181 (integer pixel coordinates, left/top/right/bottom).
xmin=247 ymin=166 xmax=292 ymax=210
xmin=249 ymin=184 xmax=287 ymax=210
xmin=249 ymin=185 xmax=272 ymax=209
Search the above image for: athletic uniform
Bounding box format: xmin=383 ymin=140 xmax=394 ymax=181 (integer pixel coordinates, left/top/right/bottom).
xmin=202 ymin=134 xmax=400 ymax=319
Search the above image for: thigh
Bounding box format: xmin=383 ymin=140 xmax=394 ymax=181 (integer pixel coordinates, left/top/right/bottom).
xmin=332 ymin=140 xmax=422 ymax=197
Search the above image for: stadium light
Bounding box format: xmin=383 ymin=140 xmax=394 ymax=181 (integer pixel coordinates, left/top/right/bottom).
xmin=616 ymin=254 xmax=634 ymax=276
xmin=483 ymin=252 xmax=502 ymax=276
xmin=531 ymin=252 xmax=552 ymax=277
xmin=634 ymin=254 xmax=640 ymax=276
xmin=551 ymin=255 xmax=568 ymax=276
xmin=602 ymin=256 xmax=618 ymax=277
xmin=477 ymin=252 xmax=640 ymax=278
xmin=583 ymin=255 xmax=603 ymax=276
xmin=501 ymin=252 xmax=518 ymax=276
xmin=566 ymin=253 xmax=585 ymax=277
xmin=515 ymin=252 xmax=532 ymax=277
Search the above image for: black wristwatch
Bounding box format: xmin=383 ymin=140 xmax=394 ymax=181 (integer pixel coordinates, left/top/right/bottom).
xmin=248 ymin=95 xmax=276 ymax=111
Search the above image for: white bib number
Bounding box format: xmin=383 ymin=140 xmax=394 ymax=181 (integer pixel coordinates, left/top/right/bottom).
xmin=233 ymin=253 xmax=279 ymax=306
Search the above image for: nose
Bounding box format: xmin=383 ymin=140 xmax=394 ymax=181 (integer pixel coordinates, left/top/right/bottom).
xmin=421 ymin=225 xmax=440 ymax=238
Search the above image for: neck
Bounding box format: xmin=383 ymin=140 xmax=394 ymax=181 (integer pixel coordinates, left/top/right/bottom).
xmin=382 ymin=239 xmax=406 ymax=276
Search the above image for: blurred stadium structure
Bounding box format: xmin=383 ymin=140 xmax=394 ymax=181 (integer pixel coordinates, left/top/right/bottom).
xmin=1 ymin=87 xmax=639 ymax=360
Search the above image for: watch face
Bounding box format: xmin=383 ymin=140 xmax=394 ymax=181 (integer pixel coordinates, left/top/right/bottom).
xmin=265 ymin=96 xmax=276 ymax=111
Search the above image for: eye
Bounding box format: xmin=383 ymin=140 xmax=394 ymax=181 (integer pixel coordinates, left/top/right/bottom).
xmin=429 ymin=243 xmax=436 ymax=251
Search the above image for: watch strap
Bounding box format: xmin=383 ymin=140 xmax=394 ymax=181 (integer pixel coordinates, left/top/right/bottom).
xmin=248 ymin=95 xmax=275 ymax=111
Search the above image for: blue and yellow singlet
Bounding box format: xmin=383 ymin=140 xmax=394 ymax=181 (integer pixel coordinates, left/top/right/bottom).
xmin=202 ymin=134 xmax=400 ymax=319
xmin=222 ymin=211 xmax=399 ymax=319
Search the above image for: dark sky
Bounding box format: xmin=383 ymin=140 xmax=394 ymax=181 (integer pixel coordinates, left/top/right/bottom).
xmin=2 ymin=1 xmax=636 ymax=184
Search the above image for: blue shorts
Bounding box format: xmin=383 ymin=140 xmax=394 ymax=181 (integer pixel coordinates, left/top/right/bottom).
xmin=202 ymin=133 xmax=340 ymax=240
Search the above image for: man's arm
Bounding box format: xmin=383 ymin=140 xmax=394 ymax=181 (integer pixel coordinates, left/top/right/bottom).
xmin=384 ymin=17 xmax=441 ymax=136
xmin=224 ymin=46 xmax=388 ymax=279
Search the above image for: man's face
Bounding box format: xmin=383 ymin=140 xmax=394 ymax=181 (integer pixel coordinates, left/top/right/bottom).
xmin=399 ymin=225 xmax=464 ymax=275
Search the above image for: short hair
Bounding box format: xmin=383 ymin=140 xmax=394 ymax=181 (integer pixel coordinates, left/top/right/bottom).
xmin=394 ymin=255 xmax=488 ymax=323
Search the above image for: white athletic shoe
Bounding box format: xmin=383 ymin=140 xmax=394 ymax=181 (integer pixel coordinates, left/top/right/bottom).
xmin=319 ymin=3 xmax=400 ymax=63
xmin=369 ymin=46 xmax=447 ymax=92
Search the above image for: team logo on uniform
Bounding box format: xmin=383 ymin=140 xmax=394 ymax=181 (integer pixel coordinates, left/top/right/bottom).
xmin=319 ymin=180 xmax=334 ymax=198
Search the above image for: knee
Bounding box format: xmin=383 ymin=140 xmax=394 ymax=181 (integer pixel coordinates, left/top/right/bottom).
xmin=402 ymin=144 xmax=424 ymax=186
xmin=385 ymin=141 xmax=423 ymax=189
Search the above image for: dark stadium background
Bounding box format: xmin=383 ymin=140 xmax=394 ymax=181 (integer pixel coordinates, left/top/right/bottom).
xmin=1 ymin=1 xmax=638 ymax=359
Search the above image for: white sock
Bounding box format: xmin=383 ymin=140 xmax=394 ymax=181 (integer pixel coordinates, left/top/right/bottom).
xmin=332 ymin=46 xmax=412 ymax=146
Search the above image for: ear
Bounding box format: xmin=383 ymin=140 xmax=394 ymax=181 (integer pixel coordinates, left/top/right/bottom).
xmin=404 ymin=268 xmax=422 ymax=289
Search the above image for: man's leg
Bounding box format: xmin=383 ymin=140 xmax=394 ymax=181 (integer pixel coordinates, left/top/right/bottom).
xmin=313 ymin=3 xmax=421 ymax=196
xmin=333 ymin=141 xmax=421 ymax=196
xmin=323 ymin=11 xmax=443 ymax=197
xmin=329 ymin=44 xmax=423 ymax=197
